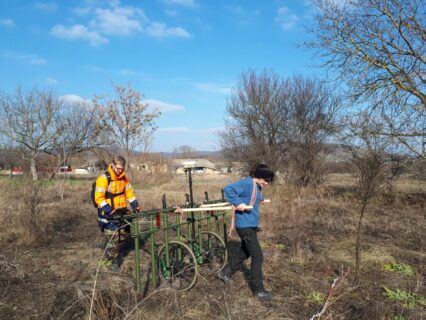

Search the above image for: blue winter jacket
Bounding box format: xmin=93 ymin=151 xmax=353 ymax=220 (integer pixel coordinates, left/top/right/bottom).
xmin=224 ymin=177 xmax=263 ymax=228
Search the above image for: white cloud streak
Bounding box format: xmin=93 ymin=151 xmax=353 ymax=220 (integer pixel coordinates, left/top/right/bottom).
xmin=0 ymin=19 xmax=15 ymax=27
xmin=45 ymin=77 xmax=58 ymax=85
xmin=193 ymin=82 xmax=231 ymax=95
xmin=165 ymin=0 xmax=196 ymax=8
xmin=90 ymin=7 xmax=145 ymax=36
xmin=51 ymin=24 xmax=109 ymax=46
xmin=1 ymin=50 xmax=47 ymax=65
xmin=34 ymin=1 xmax=58 ymax=13
xmin=145 ymin=99 xmax=185 ymax=112
xmin=59 ymin=94 xmax=91 ymax=105
xmin=158 ymin=127 xmax=191 ymax=133
xmin=117 ymin=68 xmax=137 ymax=75
xmin=276 ymin=6 xmax=300 ymax=31
xmin=146 ymin=22 xmax=190 ymax=38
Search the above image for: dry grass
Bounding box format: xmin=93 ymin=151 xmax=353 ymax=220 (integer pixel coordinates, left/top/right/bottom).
xmin=0 ymin=173 xmax=425 ymax=320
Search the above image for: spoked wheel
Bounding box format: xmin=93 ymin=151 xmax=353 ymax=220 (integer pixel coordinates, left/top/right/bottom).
xmin=158 ymin=241 xmax=198 ymax=291
xmin=198 ymin=231 xmax=228 ymax=275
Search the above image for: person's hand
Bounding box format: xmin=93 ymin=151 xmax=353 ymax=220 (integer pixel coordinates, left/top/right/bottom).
xmin=228 ymin=226 xmax=236 ymax=238
xmin=236 ymin=203 xmax=248 ymax=211
xmin=136 ymin=206 xmax=141 ymax=213
xmin=174 ymin=206 xmax=184 ymax=215
xmin=261 ymin=198 xmax=271 ymax=204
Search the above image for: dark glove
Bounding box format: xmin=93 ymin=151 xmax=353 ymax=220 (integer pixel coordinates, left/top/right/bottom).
xmin=130 ymin=200 xmax=140 ymax=212
xmin=101 ymin=204 xmax=112 ymax=215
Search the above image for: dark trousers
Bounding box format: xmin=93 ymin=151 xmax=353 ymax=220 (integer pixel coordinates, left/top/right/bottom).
xmin=229 ymin=227 xmax=265 ymax=292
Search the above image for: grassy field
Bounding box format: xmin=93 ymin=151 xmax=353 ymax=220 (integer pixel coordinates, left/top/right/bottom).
xmin=0 ymin=173 xmax=424 ymax=319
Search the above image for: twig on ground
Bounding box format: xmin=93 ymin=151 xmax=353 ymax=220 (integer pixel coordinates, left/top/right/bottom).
xmin=309 ymin=267 xmax=349 ymax=320
xmin=88 ymin=229 xmax=118 ymax=320
xmin=122 ymin=288 xmax=171 ymax=320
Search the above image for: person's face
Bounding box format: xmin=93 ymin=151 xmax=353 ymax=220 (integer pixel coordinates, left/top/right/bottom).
xmin=255 ymin=178 xmax=270 ymax=187
xmin=113 ymin=163 xmax=125 ymax=175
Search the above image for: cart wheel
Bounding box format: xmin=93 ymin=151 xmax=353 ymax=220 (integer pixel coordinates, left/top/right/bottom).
xmin=158 ymin=241 xmax=198 ymax=291
xmin=198 ymin=231 xmax=228 ymax=274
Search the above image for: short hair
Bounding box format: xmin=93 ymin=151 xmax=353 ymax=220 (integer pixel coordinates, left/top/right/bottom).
xmin=249 ymin=163 xmax=269 ymax=177
xmin=251 ymin=164 xmax=275 ymax=183
xmin=112 ymin=155 xmax=126 ymax=167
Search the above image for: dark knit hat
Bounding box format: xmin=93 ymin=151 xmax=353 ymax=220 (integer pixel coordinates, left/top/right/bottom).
xmin=253 ymin=168 xmax=275 ymax=182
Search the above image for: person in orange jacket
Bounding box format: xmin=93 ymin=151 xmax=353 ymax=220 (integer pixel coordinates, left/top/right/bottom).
xmin=94 ymin=155 xmax=140 ymax=271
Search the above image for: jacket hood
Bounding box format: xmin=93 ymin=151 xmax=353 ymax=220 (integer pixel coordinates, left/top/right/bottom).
xmin=107 ymin=164 xmax=126 ymax=180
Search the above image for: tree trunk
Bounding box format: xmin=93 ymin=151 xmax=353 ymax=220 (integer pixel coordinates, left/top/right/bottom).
xmin=30 ymin=154 xmax=38 ymax=181
xmin=354 ymin=198 xmax=368 ymax=284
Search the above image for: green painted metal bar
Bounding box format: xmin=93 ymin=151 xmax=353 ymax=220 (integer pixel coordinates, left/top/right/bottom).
xmin=197 ymin=210 xmax=203 ymax=264
xmin=113 ymin=192 xmax=232 ymax=292
xmin=161 ymin=195 xmax=170 ymax=277
xmin=149 ymin=214 xmax=157 ymax=288
xmin=220 ymin=211 xmax=228 ymax=245
xmin=132 ymin=215 xmax=141 ymax=292
xmin=176 ymin=211 xmax=181 ymax=242
xmin=204 ymin=192 xmax=212 ymax=232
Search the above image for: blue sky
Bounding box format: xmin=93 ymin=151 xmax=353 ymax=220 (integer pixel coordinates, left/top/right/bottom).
xmin=0 ymin=0 xmax=322 ymax=152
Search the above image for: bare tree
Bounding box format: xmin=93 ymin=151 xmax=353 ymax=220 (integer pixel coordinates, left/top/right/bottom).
xmin=220 ymin=69 xmax=290 ymax=171
xmin=0 ymin=87 xmax=63 ymax=180
xmin=94 ymin=83 xmax=160 ymax=167
xmin=305 ymin=0 xmax=426 ymax=157
xmin=343 ymin=114 xmax=389 ymax=284
xmin=220 ymin=70 xmax=339 ymax=185
xmin=51 ymin=98 xmax=109 ymax=176
xmin=173 ymin=145 xmax=197 ymax=158
xmin=286 ymin=75 xmax=340 ymax=186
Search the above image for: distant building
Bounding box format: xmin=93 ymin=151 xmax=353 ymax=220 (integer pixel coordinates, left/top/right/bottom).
xmin=74 ymin=168 xmax=90 ymax=175
xmin=12 ymin=166 xmax=24 ymax=175
xmin=217 ymin=161 xmax=245 ymax=175
xmin=59 ymin=165 xmax=72 ymax=172
xmin=134 ymin=161 xmax=169 ymax=174
xmin=173 ymin=159 xmax=219 ymax=174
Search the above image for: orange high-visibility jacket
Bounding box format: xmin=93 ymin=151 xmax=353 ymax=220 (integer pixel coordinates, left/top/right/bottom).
xmin=94 ymin=165 xmax=137 ymax=212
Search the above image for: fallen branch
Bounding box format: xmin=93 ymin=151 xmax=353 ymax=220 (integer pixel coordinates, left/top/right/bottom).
xmin=309 ymin=267 xmax=350 ymax=320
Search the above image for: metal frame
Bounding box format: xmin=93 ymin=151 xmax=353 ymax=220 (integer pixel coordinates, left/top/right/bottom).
xmin=117 ymin=191 xmax=231 ymax=292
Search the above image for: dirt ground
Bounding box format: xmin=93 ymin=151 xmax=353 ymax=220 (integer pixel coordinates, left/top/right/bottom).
xmin=0 ymin=174 xmax=425 ymax=319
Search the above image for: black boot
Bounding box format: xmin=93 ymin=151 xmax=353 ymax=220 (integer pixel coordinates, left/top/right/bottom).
xmin=253 ymin=290 xmax=273 ymax=301
xmin=111 ymin=254 xmax=124 ymax=272
xmin=96 ymin=238 xmax=108 ymax=250
xmin=217 ymin=265 xmax=232 ymax=285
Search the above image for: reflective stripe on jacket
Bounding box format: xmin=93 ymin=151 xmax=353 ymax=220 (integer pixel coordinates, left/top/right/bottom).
xmin=94 ymin=165 xmax=137 ymax=212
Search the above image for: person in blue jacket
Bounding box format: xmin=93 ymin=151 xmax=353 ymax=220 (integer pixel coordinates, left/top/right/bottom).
xmin=218 ymin=164 xmax=275 ymax=301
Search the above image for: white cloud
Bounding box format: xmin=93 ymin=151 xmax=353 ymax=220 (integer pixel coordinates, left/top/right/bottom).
xmin=165 ymin=9 xmax=178 ymax=16
xmin=90 ymin=7 xmax=146 ymax=36
xmin=51 ymin=24 xmax=109 ymax=46
xmin=145 ymin=99 xmax=184 ymax=112
xmin=310 ymin=0 xmax=351 ymax=7
xmin=56 ymin=2 xmax=190 ymax=45
xmin=165 ymin=0 xmax=196 ymax=8
xmin=158 ymin=127 xmax=191 ymax=133
xmin=1 ymin=50 xmax=47 ymax=64
xmin=45 ymin=77 xmax=58 ymax=85
xmin=225 ymin=6 xmax=260 ymax=26
xmin=34 ymin=1 xmax=58 ymax=13
xmin=73 ymin=6 xmax=92 ymax=16
xmin=59 ymin=94 xmax=90 ymax=105
xmin=117 ymin=68 xmax=137 ymax=75
xmin=0 ymin=19 xmax=14 ymax=27
xmin=86 ymin=65 xmax=104 ymax=72
xmin=193 ymin=82 xmax=231 ymax=95
xmin=194 ymin=127 xmax=223 ymax=134
xmin=147 ymin=22 xmax=190 ymax=38
xmin=276 ymin=6 xmax=300 ymax=31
